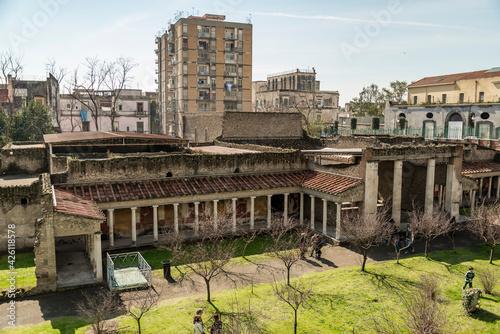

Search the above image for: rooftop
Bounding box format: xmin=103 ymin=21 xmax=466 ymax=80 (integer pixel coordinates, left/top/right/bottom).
xmin=192 ymin=146 xmax=259 ymax=154
xmin=409 ymin=68 xmax=500 ymax=88
xmin=462 ymin=161 xmax=500 ymax=175
xmin=43 ymin=131 xmax=188 ymax=146
xmin=53 ymin=188 xmax=105 ymax=220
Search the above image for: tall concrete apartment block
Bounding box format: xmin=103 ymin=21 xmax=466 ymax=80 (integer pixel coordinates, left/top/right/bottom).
xmin=156 ymin=14 xmax=252 ymax=141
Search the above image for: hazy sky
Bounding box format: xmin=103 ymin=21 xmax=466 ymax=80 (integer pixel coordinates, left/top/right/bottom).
xmin=1 ymin=0 xmax=499 ymax=105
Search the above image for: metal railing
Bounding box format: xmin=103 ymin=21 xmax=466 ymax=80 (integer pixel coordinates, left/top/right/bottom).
xmin=106 ymin=252 xmax=151 ymax=291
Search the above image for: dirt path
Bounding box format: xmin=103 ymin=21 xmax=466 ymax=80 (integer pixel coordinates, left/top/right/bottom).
xmin=0 ymin=233 xmax=476 ymax=330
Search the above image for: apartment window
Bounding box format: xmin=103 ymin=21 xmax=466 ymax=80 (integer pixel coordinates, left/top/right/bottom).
xmin=183 ymin=64 xmax=188 ymax=74
xmin=183 ymin=89 xmax=188 ymax=100
xmin=307 ymin=81 xmax=311 ymax=90
xmin=427 ymin=95 xmax=432 ymax=103
xmin=126 ymin=126 xmax=130 ymax=132
xmin=211 ymin=40 xmax=216 ymax=49
xmin=183 ymin=76 xmax=188 ymax=87
xmin=238 ymin=67 xmax=242 ymax=77
xmin=118 ymin=104 xmax=122 ymax=111
xmin=225 ymin=42 xmax=234 ymax=51
xmin=66 ymin=103 xmax=70 ymax=108
xmin=137 ymin=122 xmax=144 ymax=133
xmin=225 ymin=53 xmax=235 ymax=61
xmin=183 ymin=38 xmax=188 ymax=49
xmin=225 ymin=64 xmax=237 ymax=75
xmin=211 ymin=27 xmax=216 ymax=38
xmin=238 ymin=29 xmax=243 ymax=41
xmin=211 ymin=53 xmax=216 ymax=63
xmin=413 ymin=96 xmax=417 ymax=105
xmin=459 ymin=93 xmax=464 ymax=103
xmin=112 ymin=121 xmax=119 ymax=132
xmin=137 ymin=102 xmax=144 ymax=113
xmin=211 ymin=78 xmax=216 ymax=87
xmin=442 ymin=94 xmax=447 ymax=104
xmin=182 ymin=24 xmax=187 ymax=35
xmin=183 ymin=51 xmax=187 ymax=60
xmin=479 ymin=92 xmax=484 ymax=102
xmin=82 ymin=121 xmax=90 ymax=132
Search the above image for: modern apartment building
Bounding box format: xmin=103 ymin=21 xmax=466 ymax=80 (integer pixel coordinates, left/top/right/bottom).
xmin=252 ymin=68 xmax=340 ymax=123
xmin=156 ymin=14 xmax=252 ymax=140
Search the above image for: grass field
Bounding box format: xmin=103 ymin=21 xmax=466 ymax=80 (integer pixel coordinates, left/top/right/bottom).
xmin=2 ymin=247 xmax=499 ymax=334
xmin=0 ymin=252 xmax=36 ymax=290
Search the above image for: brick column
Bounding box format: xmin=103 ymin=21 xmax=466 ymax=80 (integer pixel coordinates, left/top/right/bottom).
xmin=479 ymin=178 xmax=483 ymax=200
xmin=250 ymin=196 xmax=256 ymax=230
xmin=152 ymin=205 xmax=158 ymax=243
xmin=425 ymin=158 xmax=436 ymax=216
xmin=194 ymin=202 xmax=200 ymax=235
xmin=299 ymin=192 xmax=304 ymax=225
xmin=336 ymin=202 xmax=342 ymax=239
xmin=232 ymin=198 xmax=237 ymax=232
xmin=497 ymin=176 xmax=500 ymax=199
xmin=392 ymin=160 xmax=403 ymax=225
xmin=470 ymin=190 xmax=476 ymax=216
xmin=488 ymin=177 xmax=493 ymax=199
xmin=131 ymin=207 xmax=137 ymax=246
xmin=107 ymin=209 xmax=114 ymax=248
xmin=213 ymin=200 xmax=218 ymax=231
xmin=284 ymin=193 xmax=289 ymax=224
xmin=310 ymin=195 xmax=315 ymax=229
xmin=93 ymin=232 xmax=103 ymax=281
xmin=445 ymin=158 xmax=460 ymax=218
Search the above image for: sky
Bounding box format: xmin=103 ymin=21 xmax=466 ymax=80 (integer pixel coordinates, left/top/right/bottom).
xmin=0 ymin=0 xmax=499 ymax=106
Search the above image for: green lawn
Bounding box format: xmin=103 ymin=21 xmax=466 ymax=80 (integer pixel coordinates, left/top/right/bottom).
xmin=0 ymin=252 xmax=36 ymax=290
xmin=3 ymin=247 xmax=500 ymax=334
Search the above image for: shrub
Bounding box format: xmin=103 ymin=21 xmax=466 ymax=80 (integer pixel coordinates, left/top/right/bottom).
xmin=419 ymin=274 xmax=439 ymax=301
xmin=461 ymin=288 xmax=482 ymax=314
xmin=479 ymin=268 xmax=498 ymax=295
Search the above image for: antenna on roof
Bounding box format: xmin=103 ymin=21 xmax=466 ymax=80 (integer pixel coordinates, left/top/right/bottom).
xmin=246 ymin=14 xmax=252 ymax=24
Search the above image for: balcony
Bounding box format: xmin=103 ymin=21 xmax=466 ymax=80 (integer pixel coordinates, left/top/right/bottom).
xmin=198 ymin=46 xmax=210 ymax=51
xmin=225 ymin=34 xmax=236 ymax=40
xmin=198 ymin=70 xmax=210 ymax=76
xmin=136 ymin=111 xmax=147 ymax=117
xmin=197 ymin=82 xmax=211 ymax=89
xmin=198 ymin=32 xmax=211 ymax=38
xmin=224 ymin=71 xmax=237 ymax=77
xmin=197 ymin=96 xmax=211 ymax=101
xmin=224 ymin=92 xmax=237 ymax=101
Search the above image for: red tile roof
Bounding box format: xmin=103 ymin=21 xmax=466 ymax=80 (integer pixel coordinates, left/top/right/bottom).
xmin=44 ymin=131 xmax=188 ymax=144
xmin=462 ymin=161 xmax=500 ymax=175
xmin=54 ymin=171 xmax=362 ymax=203
xmin=53 ymin=188 xmax=105 ymax=220
xmin=409 ymin=68 xmax=500 ymax=88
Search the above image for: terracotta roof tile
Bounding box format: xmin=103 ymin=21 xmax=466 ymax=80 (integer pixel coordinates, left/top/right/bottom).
xmin=55 ymin=171 xmax=362 ymax=203
xmin=53 ymin=188 xmax=105 ymax=220
xmin=409 ymin=68 xmax=500 ymax=88
xmin=462 ymin=161 xmax=500 ymax=175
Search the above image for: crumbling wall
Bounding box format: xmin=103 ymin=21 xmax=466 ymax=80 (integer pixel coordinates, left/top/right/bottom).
xmin=222 ymin=111 xmax=303 ymax=139
xmin=322 ymin=135 xmax=425 ymax=149
xmin=1 ymin=143 xmax=48 ymax=173
xmin=184 ymin=113 xmax=223 ymax=143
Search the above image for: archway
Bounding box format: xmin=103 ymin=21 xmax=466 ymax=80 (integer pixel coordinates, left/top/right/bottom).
xmin=447 ymin=112 xmax=464 ymax=140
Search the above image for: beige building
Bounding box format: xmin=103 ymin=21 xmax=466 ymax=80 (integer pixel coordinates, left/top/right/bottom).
xmin=156 ymin=14 xmax=252 ymax=140
xmin=408 ymin=68 xmax=500 ymax=105
xmin=252 ymin=68 xmax=340 ymax=123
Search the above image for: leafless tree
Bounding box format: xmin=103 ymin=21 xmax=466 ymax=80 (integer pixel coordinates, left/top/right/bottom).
xmin=120 ymin=287 xmax=160 ymax=334
xmin=478 ymin=267 xmax=499 ymax=294
xmin=341 ymin=206 xmax=391 ymax=271
xmin=224 ymin=292 xmax=265 ymax=334
xmin=265 ymin=218 xmax=307 ymax=285
xmin=103 ymin=57 xmax=137 ymax=128
xmin=468 ymin=201 xmax=500 ymax=264
xmin=75 ymin=288 xmax=121 ymax=334
xmin=45 ymin=58 xmax=67 ymax=130
xmin=161 ymin=210 xmax=252 ymax=303
xmin=62 ymin=68 xmax=83 ymax=132
xmin=408 ymin=203 xmax=451 ymax=258
xmin=273 ymin=279 xmax=313 ymax=334
xmin=0 ymin=51 xmax=23 ymax=142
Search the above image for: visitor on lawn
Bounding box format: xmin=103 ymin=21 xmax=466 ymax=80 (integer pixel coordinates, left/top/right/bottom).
xmin=405 ymin=225 xmax=414 ymax=254
xmin=209 ymin=314 xmax=223 ymax=334
xmin=462 ymin=267 xmax=475 ymax=291
xmin=193 ymin=315 xmax=205 ymax=334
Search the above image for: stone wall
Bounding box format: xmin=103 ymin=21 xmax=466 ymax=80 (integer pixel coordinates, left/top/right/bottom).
xmin=221 ymin=111 xmax=303 ymax=140
xmin=51 ymin=156 xmax=69 ymax=173
xmin=1 ymin=143 xmax=48 ymax=173
xmin=63 ymin=151 xmax=306 ymax=183
xmin=183 ymin=113 xmax=223 ymax=143
xmin=463 ymin=146 xmax=497 ymax=162
xmin=322 ymin=135 xmax=425 ymax=149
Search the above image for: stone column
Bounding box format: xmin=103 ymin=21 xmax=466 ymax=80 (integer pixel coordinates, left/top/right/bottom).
xmin=283 ymin=193 xmax=289 ymax=224
xmin=497 ymin=176 xmax=500 ymax=199
xmin=445 ymin=159 xmax=460 ymax=218
xmin=267 ymin=195 xmax=272 ymax=228
xmin=213 ymin=200 xmax=218 ymax=231
xmin=173 ymin=203 xmax=179 ymax=234
xmin=93 ymin=232 xmax=103 ymax=281
xmin=131 ymin=207 xmax=137 ymax=246
xmin=152 ymin=205 xmax=158 ymax=243
xmin=194 ymin=202 xmax=200 ymax=235
xmin=107 ymin=209 xmax=114 ymax=248
xmin=232 ymin=198 xmax=237 ymax=232
xmin=438 ymin=185 xmax=444 ymax=208
xmin=299 ymin=192 xmax=304 ymax=225
xmin=488 ymin=177 xmax=493 ymax=199
xmin=470 ymin=190 xmax=476 ymax=216
xmin=250 ymin=196 xmax=255 ymax=230
xmin=322 ymin=198 xmax=328 ymax=235
xmin=364 ymin=162 xmax=379 ymax=216
xmin=336 ymin=202 xmax=342 ymax=239
xmin=310 ymin=196 xmax=315 ymax=229
xmin=392 ymin=160 xmax=403 ymax=225
xmin=425 ymin=158 xmax=436 ymax=216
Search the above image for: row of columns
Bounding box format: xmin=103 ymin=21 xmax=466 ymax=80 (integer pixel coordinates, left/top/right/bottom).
xmin=477 ymin=176 xmax=500 ymax=200
xmin=106 ymin=192 xmax=344 ymax=248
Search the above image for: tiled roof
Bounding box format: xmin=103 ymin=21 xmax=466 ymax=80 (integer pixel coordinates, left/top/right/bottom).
xmin=462 ymin=161 xmax=500 ymax=175
xmin=44 ymin=131 xmax=188 ymax=144
xmin=409 ymin=68 xmax=500 ymax=88
xmin=53 ymin=188 xmax=105 ymax=220
xmin=55 ymin=171 xmax=362 ymax=203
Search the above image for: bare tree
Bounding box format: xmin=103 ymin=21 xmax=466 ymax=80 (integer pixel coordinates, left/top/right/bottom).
xmin=468 ymin=201 xmax=500 ymax=264
xmin=45 ymin=58 xmax=67 ymax=130
xmin=224 ymin=292 xmax=265 ymax=334
xmin=63 ymin=68 xmax=83 ymax=132
xmin=75 ymin=289 xmax=121 ymax=334
xmin=265 ymin=218 xmax=306 ymax=285
xmin=103 ymin=57 xmax=137 ymax=129
xmin=273 ymin=279 xmax=313 ymax=334
xmin=120 ymin=287 xmax=160 ymax=334
xmin=0 ymin=51 xmax=23 ymax=142
xmin=341 ymin=206 xmax=391 ymax=271
xmin=162 ymin=211 xmax=251 ymax=303
xmin=408 ymin=204 xmax=451 ymax=258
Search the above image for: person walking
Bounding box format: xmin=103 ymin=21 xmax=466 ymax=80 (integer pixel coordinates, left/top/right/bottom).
xmin=193 ymin=308 xmax=204 ymax=333
xmin=209 ymin=314 xmax=223 ymax=334
xmin=405 ymin=225 xmax=414 ymax=254
xmin=314 ymin=235 xmax=323 ymax=260
xmin=299 ymin=232 xmax=308 ymax=259
xmin=310 ymin=234 xmax=318 ymax=257
xmin=462 ymin=267 xmax=475 ymax=291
